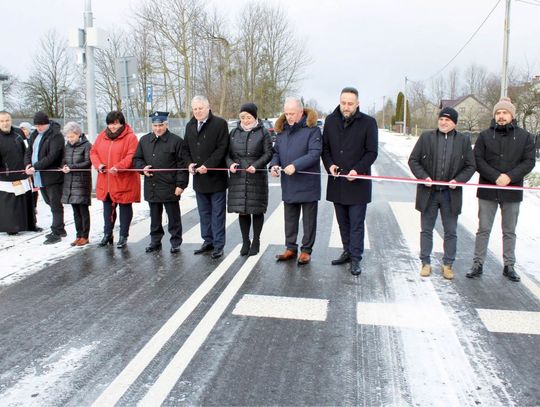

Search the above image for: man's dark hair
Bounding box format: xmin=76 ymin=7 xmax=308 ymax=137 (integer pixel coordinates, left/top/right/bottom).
xmin=105 ymin=110 xmax=126 ymax=125
xmin=341 ymin=87 xmax=359 ymax=97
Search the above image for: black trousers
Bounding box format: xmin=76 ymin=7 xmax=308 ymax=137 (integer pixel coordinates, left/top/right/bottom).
xmin=149 ymin=201 xmax=182 ymax=247
xmin=71 ymin=204 xmax=90 ymax=238
xmin=40 ymin=183 xmax=65 ymax=235
xmin=334 ymin=202 xmax=367 ymax=261
xmin=284 ymin=201 xmax=318 ymax=254
xmin=103 ymin=195 xmax=133 ymax=237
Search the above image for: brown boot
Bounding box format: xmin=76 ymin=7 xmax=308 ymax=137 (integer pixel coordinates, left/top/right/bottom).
xmin=442 ymin=264 xmax=454 ymax=280
xmin=276 ymin=249 xmax=297 ymax=261
xmin=297 ymin=252 xmax=311 ymax=265
xmin=76 ymin=238 xmax=89 ymax=246
xmin=70 ymin=238 xmax=81 ymax=246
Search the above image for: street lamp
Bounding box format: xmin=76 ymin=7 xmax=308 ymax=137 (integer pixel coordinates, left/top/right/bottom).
xmin=0 ymin=74 xmax=9 ymax=111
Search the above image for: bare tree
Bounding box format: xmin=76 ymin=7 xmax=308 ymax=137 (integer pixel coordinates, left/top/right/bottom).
xmin=463 ymin=63 xmax=487 ymax=96
xmin=430 ymin=76 xmax=446 ymax=105
xmin=446 ymin=67 xmax=460 ymax=100
xmin=21 ymin=30 xmax=81 ymax=118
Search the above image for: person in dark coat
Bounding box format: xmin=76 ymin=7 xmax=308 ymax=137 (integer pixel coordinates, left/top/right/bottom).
xmin=25 ymin=111 xmax=66 ymax=244
xmin=467 ymin=97 xmax=536 ymax=282
xmin=61 ymin=122 xmax=92 ymax=246
xmin=409 ymin=107 xmax=476 ymax=280
xmin=322 ymin=87 xmax=378 ymax=276
xmin=0 ymin=111 xmax=37 ymax=234
xmin=133 ymin=111 xmax=189 ymax=254
xmin=184 ymin=95 xmax=230 ymax=259
xmin=270 ymin=97 xmax=322 ymax=265
xmin=227 ymin=103 xmax=273 ymax=256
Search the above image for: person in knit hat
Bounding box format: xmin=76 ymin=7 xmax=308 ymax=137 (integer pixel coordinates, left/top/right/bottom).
xmin=467 ymin=97 xmax=536 ymax=282
xmin=226 ymin=102 xmax=272 ymax=256
xmin=408 ymin=106 xmax=476 ymax=280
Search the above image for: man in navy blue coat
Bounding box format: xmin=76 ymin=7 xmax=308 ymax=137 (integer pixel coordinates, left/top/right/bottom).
xmin=322 ymin=87 xmax=378 ymax=275
xmin=270 ymin=97 xmax=322 ymax=265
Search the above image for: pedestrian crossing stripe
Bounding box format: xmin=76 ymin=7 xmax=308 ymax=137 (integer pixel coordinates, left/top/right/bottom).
xmin=232 ymin=294 xmax=328 ymax=321
xmin=476 ymin=309 xmax=540 ymax=335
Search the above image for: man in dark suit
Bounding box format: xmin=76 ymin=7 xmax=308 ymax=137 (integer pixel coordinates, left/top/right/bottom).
xmin=183 ymin=96 xmax=229 ymax=259
xmin=134 ymin=111 xmax=188 ymax=254
xmin=322 ymin=87 xmax=378 ymax=276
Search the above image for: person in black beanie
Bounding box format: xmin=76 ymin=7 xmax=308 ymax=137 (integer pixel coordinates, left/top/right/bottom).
xmin=226 ymin=102 xmax=273 ymax=256
xmin=25 ymin=111 xmax=66 ymax=244
xmin=408 ymin=107 xmax=476 ymax=280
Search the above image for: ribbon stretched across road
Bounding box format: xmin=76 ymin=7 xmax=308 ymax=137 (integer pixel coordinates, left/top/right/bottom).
xmin=1 ymin=166 xmax=539 ymax=192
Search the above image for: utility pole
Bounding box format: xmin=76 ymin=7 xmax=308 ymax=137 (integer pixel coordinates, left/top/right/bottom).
xmin=382 ymin=95 xmax=386 ymax=130
xmin=84 ymin=0 xmax=98 ymax=142
xmin=500 ymin=0 xmax=511 ymax=98
xmin=403 ymin=77 xmax=408 ymax=135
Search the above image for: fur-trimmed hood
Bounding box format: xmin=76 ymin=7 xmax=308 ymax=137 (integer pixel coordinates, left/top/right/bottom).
xmin=274 ymin=108 xmax=318 ymax=133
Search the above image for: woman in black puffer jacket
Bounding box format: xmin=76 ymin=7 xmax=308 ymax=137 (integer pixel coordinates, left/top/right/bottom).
xmin=226 ymin=103 xmax=273 ymax=256
xmin=61 ymin=122 xmax=92 ymax=246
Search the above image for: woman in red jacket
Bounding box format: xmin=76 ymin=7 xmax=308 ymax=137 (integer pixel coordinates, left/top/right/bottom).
xmin=90 ymin=111 xmax=140 ymax=248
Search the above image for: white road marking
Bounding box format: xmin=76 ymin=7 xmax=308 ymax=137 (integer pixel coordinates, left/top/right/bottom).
xmin=90 ymin=245 xmax=242 ymax=407
xmin=476 ymin=309 xmax=540 ymax=335
xmin=138 ymin=246 xmax=267 ymax=406
xmin=329 ymin=212 xmax=370 ymax=250
xmin=389 ymin=201 xmax=444 ymax=255
xmin=520 ymin=273 xmax=540 ymax=302
xmin=233 ymin=294 xmax=328 ymax=321
xmin=137 ymin=200 xmax=284 ymax=406
xmin=357 ymin=302 xmax=451 ymax=330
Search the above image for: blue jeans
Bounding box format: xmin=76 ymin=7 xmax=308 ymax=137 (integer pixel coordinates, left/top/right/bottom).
xmin=420 ymin=190 xmax=458 ymax=266
xmin=196 ymin=191 xmax=226 ymax=249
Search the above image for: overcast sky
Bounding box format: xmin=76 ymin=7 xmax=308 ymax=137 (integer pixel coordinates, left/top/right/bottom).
xmin=2 ymin=0 xmax=540 ymax=113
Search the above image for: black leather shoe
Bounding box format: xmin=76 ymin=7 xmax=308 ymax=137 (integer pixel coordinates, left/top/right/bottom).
xmin=211 ymin=248 xmax=224 ymax=259
xmin=331 ymin=251 xmax=351 ymax=265
xmin=145 ymin=243 xmax=162 ymax=253
xmin=350 ymin=259 xmax=362 ymax=276
xmin=98 ymin=234 xmax=113 ymax=247
xmin=503 ymin=265 xmax=520 ymax=282
xmin=170 ymin=245 xmax=181 ymax=253
xmin=116 ymin=236 xmax=128 ymax=249
xmin=46 ymin=231 xmax=67 ymax=239
xmin=194 ymin=243 xmax=214 ymax=254
xmin=43 ymin=234 xmax=61 ymax=245
xmin=466 ymin=263 xmax=483 ymax=278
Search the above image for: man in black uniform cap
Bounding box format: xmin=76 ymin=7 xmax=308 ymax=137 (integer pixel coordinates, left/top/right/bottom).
xmin=134 ymin=111 xmax=188 ymax=253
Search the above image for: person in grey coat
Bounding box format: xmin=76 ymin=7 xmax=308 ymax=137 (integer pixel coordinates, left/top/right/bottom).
xmin=270 ymin=97 xmax=322 ymax=265
xmin=61 ymin=122 xmax=92 ymax=246
xmin=408 ymin=107 xmax=475 ymax=280
xmin=227 ymin=103 xmax=273 ymax=256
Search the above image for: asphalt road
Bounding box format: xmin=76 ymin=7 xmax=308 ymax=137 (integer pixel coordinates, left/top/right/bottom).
xmin=1 ymin=142 xmax=539 ymax=406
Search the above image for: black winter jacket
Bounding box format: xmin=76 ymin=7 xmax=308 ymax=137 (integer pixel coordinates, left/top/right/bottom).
xmin=409 ymin=129 xmax=476 ymax=215
xmin=322 ymin=106 xmax=378 ymax=205
xmin=183 ymin=111 xmax=229 ymax=193
xmin=0 ymin=127 xmax=29 ymax=182
xmin=226 ymin=122 xmax=273 ymax=214
xmin=133 ymin=130 xmax=188 ymax=202
xmin=474 ymin=119 xmax=535 ymax=202
xmin=24 ymin=121 xmax=65 ymax=186
xmin=61 ymin=135 xmax=92 ymax=205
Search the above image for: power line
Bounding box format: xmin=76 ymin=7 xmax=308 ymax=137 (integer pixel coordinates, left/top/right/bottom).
xmin=411 ymin=0 xmax=503 ymax=83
